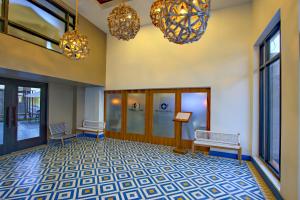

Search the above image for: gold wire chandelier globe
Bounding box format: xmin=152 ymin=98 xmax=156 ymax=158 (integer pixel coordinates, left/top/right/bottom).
xmin=59 ymin=0 xmax=89 ymax=60
xmin=150 ymin=0 xmax=164 ymax=28
xmin=108 ymin=4 xmax=140 ymax=41
xmin=60 ymin=29 xmax=89 ymax=60
xmin=158 ymin=0 xmax=211 ymax=44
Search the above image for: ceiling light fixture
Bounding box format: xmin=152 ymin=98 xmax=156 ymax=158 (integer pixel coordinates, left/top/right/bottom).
xmin=108 ymin=3 xmax=140 ymax=41
xmin=150 ymin=0 xmax=164 ymax=28
xmin=60 ymin=0 xmax=89 ymax=60
xmin=157 ymin=0 xmax=211 ymax=44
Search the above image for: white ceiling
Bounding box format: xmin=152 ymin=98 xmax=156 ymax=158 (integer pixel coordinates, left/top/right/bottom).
xmin=61 ymin=0 xmax=251 ymax=33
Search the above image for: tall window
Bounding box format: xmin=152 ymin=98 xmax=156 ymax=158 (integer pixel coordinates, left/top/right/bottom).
xmin=259 ymin=23 xmax=281 ymax=177
xmin=0 ymin=0 xmax=75 ymax=52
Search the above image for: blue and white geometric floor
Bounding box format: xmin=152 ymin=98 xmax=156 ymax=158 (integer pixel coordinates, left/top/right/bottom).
xmin=0 ymin=138 xmax=265 ymax=200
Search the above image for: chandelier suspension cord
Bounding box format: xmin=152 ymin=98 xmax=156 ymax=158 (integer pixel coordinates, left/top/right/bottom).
xmin=75 ymin=0 xmax=79 ymax=30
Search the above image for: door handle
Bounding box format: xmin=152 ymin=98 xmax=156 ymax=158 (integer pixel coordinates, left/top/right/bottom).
xmin=5 ymin=107 xmax=10 ymax=128
xmin=12 ymin=107 xmax=17 ymax=127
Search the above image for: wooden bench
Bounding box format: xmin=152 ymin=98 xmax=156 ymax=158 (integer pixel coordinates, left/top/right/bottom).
xmin=192 ymin=130 xmax=242 ymax=164
xmin=49 ymin=122 xmax=77 ymax=146
xmin=76 ymin=120 xmax=105 ymax=142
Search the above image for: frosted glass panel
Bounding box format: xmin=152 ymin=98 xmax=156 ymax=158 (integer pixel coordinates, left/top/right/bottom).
xmin=106 ymin=94 xmax=122 ymax=132
xmin=126 ymin=93 xmax=145 ymax=135
xmin=152 ymin=93 xmax=175 ymax=138
xmin=181 ymin=93 xmax=207 ymax=140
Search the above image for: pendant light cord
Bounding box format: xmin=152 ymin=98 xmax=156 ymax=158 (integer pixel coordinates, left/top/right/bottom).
xmin=75 ymin=0 xmax=79 ymax=30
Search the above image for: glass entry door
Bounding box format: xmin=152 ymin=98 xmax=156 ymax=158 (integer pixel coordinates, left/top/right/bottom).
xmin=150 ymin=90 xmax=176 ymax=146
xmin=0 ymin=78 xmax=47 ymax=155
xmin=105 ymin=92 xmax=123 ymax=139
xmin=124 ymin=91 xmax=147 ymax=142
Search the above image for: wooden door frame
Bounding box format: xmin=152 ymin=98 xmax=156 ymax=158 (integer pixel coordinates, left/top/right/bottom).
xmin=178 ymin=88 xmax=211 ymax=149
xmin=104 ymin=90 xmax=124 ymax=139
xmin=148 ymin=89 xmax=177 ymax=146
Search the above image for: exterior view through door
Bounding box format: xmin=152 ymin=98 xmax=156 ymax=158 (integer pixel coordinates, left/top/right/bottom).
xmin=0 ymin=78 xmax=47 ymax=155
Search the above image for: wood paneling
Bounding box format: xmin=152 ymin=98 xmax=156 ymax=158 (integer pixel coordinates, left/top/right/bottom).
xmin=104 ymin=88 xmax=211 ymax=150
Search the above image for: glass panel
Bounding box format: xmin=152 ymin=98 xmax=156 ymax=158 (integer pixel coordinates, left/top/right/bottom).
xmin=268 ymin=31 xmax=280 ymax=60
xmin=259 ymin=44 xmax=264 ymax=66
xmin=106 ymin=93 xmax=122 ymax=132
xmin=181 ymin=93 xmax=208 ymax=140
xmin=68 ymin=25 xmax=74 ymax=31
xmin=35 ymin=0 xmax=66 ymax=18
xmin=259 ymin=70 xmax=265 ymax=159
xmin=8 ymin=26 xmax=62 ymax=52
xmin=268 ymin=60 xmax=280 ymax=172
xmin=126 ymin=93 xmax=145 ymax=135
xmin=0 ymin=20 xmax=3 ymax=32
xmin=69 ymin=16 xmax=74 ymax=26
xmin=152 ymin=93 xmax=175 ymax=138
xmin=9 ymin=0 xmax=65 ymax=41
xmin=0 ymin=85 xmax=4 ymax=145
xmin=17 ymin=87 xmax=41 ymax=141
xmin=0 ymin=0 xmax=2 ymax=17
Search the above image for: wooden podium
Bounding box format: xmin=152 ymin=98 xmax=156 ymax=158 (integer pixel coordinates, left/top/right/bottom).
xmin=173 ymin=112 xmax=192 ymax=154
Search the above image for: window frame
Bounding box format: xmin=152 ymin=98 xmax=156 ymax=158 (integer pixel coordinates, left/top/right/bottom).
xmin=259 ymin=22 xmax=281 ymax=179
xmin=0 ymin=0 xmax=75 ymax=53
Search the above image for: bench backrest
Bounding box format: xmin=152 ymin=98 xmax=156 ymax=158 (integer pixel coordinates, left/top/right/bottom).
xmin=83 ymin=120 xmax=105 ymax=130
xmin=195 ymin=130 xmax=240 ymax=145
xmin=49 ymin=122 xmax=71 ymax=135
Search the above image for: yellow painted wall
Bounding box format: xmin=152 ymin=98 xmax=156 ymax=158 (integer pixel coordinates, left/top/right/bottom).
xmin=0 ymin=15 xmax=106 ymax=86
xmin=106 ymin=4 xmax=253 ymax=155
xmin=252 ymin=0 xmax=299 ymax=199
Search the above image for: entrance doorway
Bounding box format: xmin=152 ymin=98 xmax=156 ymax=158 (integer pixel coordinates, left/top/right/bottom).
xmin=0 ymin=78 xmax=47 ymax=155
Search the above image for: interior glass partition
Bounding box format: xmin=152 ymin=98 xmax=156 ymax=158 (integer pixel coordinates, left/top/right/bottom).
xmin=126 ymin=93 xmax=146 ymax=135
xmin=105 ymin=88 xmax=210 ymax=147
xmin=152 ymin=93 xmax=175 ymax=138
xmin=181 ymin=92 xmax=208 ymax=140
xmin=106 ymin=93 xmax=122 ymax=133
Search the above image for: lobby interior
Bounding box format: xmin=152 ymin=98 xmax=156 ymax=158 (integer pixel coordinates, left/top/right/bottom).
xmin=0 ymin=0 xmax=299 ymax=199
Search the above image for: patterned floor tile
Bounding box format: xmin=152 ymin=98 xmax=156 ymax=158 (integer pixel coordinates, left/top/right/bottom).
xmin=0 ymin=138 xmax=268 ymax=199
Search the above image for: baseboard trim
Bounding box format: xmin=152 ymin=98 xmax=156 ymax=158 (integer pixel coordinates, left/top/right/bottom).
xmin=252 ymin=158 xmax=283 ymax=200
xmin=209 ymin=150 xmax=252 ymax=161
xmin=78 ymin=133 xmax=105 ymax=139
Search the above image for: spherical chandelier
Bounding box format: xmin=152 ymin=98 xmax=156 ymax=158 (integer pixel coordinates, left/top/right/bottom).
xmin=108 ymin=4 xmax=140 ymax=41
xmin=150 ymin=0 xmax=164 ymax=28
xmin=158 ymin=0 xmax=211 ymax=44
xmin=60 ymin=0 xmax=89 ymax=60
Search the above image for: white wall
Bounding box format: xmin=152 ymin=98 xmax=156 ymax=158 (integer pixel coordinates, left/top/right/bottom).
xmin=48 ymin=82 xmax=74 ymax=131
xmin=106 ymin=4 xmax=252 ymax=155
xmin=74 ymin=86 xmax=86 ymax=127
xmin=84 ymin=87 xmax=104 ymax=122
